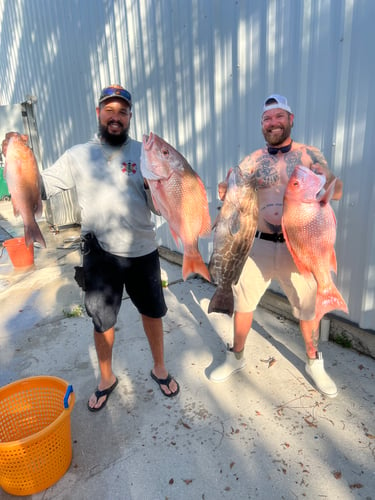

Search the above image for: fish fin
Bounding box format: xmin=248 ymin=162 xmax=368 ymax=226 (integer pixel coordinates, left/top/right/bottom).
xmin=199 ymin=209 xmax=212 ymax=238
xmin=330 ymin=249 xmax=337 ymax=274
xmin=34 ymin=197 xmax=43 ymax=218
xmin=229 ymin=212 xmax=241 ymax=236
xmin=12 ymin=205 xmax=20 ymax=217
xmin=207 ymin=287 xmax=234 ymax=316
xmin=182 ymin=254 xmax=211 ymax=282
xmin=211 ymin=212 xmax=220 ymax=231
xmin=315 ymin=286 xmax=348 ymax=324
xmin=24 ymin=222 xmax=46 ymax=248
xmin=195 ymin=178 xmax=211 ymax=237
xmin=149 ymin=190 xmax=161 ymax=213
xmin=169 ymin=227 xmax=182 ymax=248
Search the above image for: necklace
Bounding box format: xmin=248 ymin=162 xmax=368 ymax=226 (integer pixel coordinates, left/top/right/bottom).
xmin=100 ymin=142 xmax=124 ymax=164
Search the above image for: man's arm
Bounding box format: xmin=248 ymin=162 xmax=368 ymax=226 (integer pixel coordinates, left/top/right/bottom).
xmin=307 ymin=147 xmax=343 ymax=201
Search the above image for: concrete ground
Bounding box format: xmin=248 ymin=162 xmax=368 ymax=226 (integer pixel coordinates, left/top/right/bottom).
xmin=0 ymin=200 xmax=374 ymax=500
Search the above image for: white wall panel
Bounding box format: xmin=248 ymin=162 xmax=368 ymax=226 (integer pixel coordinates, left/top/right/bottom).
xmin=0 ymin=0 xmax=374 ymax=329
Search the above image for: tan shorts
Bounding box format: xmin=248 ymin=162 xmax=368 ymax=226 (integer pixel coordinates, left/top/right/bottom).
xmin=233 ymin=238 xmax=317 ymax=321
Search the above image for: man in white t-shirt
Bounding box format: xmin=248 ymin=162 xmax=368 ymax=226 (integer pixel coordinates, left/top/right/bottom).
xmin=42 ymin=85 xmax=180 ymax=410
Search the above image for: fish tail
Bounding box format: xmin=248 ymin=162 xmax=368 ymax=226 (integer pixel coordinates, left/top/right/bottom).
xmin=208 ymin=288 xmax=234 ymax=317
xmin=182 ymin=254 xmax=211 ymax=282
xmin=24 ymin=222 xmax=47 ymax=248
xmin=315 ymin=286 xmax=348 ymax=323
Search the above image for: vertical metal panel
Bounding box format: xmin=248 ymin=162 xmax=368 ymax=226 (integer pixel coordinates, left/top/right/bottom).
xmin=0 ymin=0 xmax=374 ymax=330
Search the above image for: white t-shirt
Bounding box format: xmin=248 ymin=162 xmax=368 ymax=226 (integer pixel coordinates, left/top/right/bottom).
xmin=42 ymin=135 xmax=158 ymax=257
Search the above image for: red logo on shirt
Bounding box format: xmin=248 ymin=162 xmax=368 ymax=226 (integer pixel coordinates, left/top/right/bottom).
xmin=122 ymin=162 xmax=137 ymax=174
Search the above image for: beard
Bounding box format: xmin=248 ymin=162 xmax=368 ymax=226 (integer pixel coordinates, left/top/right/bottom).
xmin=98 ymin=120 xmax=130 ymax=146
xmin=263 ymin=120 xmax=293 ymax=146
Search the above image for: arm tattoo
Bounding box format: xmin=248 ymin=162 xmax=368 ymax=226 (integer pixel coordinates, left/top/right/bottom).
xmin=306 ymin=147 xmax=328 ymax=169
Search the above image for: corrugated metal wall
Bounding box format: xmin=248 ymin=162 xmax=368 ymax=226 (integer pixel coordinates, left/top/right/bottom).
xmin=0 ymin=0 xmax=374 ymax=330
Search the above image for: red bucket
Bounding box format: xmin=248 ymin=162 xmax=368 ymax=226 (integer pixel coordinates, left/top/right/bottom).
xmin=3 ymin=237 xmax=34 ymax=268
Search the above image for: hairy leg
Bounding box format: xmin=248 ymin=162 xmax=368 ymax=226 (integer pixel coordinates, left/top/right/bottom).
xmin=300 ymin=319 xmax=320 ymax=359
xmin=142 ymin=315 xmax=178 ymax=395
xmin=88 ymin=327 xmax=117 ymax=409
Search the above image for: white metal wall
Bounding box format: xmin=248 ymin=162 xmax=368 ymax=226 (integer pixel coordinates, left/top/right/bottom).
xmin=0 ymin=0 xmax=374 ymax=330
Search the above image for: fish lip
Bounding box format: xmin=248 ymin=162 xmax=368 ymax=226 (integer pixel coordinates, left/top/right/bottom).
xmin=142 ymin=132 xmax=154 ymax=150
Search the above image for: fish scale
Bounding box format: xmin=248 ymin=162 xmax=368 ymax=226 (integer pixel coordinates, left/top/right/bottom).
xmin=282 ymin=165 xmax=347 ymax=325
xmin=141 ymin=132 xmax=211 ymax=281
xmin=208 ymin=166 xmax=258 ymax=317
xmin=3 ymin=132 xmax=46 ymax=248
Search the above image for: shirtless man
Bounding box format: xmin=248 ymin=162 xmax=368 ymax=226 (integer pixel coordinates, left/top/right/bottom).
xmin=209 ymin=94 xmax=343 ymax=398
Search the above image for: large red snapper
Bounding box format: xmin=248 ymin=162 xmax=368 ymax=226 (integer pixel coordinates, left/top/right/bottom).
xmin=2 ymin=132 xmax=46 ymax=248
xmin=141 ymin=132 xmax=211 ymax=281
xmin=281 ymin=165 xmax=347 ymax=324
xmin=208 ymin=166 xmax=258 ymax=316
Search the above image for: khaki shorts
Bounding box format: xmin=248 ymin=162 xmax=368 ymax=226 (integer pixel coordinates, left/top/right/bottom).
xmin=233 ymin=238 xmax=317 ymax=320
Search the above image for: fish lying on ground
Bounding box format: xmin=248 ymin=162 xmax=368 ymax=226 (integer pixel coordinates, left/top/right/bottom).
xmin=281 ymin=165 xmax=347 ymax=325
xmin=2 ymin=131 xmax=46 ymax=248
xmin=208 ymin=166 xmax=258 ymax=316
xmin=141 ymin=132 xmax=211 ymax=281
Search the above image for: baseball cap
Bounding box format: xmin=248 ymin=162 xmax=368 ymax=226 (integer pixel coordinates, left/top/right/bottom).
xmin=262 ymin=94 xmax=292 ymax=114
xmin=99 ymin=85 xmax=132 ymax=107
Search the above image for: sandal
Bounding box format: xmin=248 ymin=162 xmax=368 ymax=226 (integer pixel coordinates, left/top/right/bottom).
xmin=87 ymin=377 xmax=119 ymax=412
xmin=150 ymin=371 xmax=180 ymax=398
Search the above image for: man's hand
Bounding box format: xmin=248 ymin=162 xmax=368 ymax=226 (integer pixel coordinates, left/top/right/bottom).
xmin=2 ymin=132 xmax=28 ymax=156
xmin=218 ymin=181 xmax=227 ymax=201
xmin=311 ymin=163 xmax=343 ymax=201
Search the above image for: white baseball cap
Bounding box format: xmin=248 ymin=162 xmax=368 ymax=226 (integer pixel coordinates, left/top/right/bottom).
xmin=263 ymin=94 xmax=292 ymax=114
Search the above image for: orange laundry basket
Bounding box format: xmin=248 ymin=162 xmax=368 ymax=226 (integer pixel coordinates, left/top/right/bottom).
xmin=0 ymin=376 xmax=75 ymax=496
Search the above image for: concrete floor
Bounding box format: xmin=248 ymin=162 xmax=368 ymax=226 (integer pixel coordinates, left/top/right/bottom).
xmin=0 ymin=200 xmax=374 ymax=500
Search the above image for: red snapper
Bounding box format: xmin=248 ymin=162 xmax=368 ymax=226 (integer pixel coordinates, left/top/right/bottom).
xmin=281 ymin=165 xmax=347 ymax=324
xmin=2 ymin=132 xmax=46 ymax=248
xmin=141 ymin=132 xmax=211 ymax=281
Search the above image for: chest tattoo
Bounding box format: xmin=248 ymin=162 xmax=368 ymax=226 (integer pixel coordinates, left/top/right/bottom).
xmin=285 ymin=150 xmax=303 ymax=177
xmin=254 ymin=155 xmax=279 ymax=188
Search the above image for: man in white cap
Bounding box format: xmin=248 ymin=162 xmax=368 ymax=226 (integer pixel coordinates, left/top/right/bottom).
xmin=209 ymin=94 xmax=343 ymax=398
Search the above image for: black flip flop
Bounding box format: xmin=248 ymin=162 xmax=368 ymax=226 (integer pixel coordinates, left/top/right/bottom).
xmin=87 ymin=377 xmax=119 ymax=412
xmin=150 ymin=371 xmax=180 ymax=398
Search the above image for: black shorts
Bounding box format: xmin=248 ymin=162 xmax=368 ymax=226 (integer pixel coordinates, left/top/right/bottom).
xmin=82 ymin=234 xmax=167 ymax=333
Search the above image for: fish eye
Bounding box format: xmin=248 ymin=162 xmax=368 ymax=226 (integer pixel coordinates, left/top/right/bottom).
xmin=161 ymin=148 xmax=169 ymax=157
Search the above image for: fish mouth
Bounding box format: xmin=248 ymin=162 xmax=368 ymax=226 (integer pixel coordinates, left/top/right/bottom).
xmin=142 ymin=132 xmax=154 ymax=150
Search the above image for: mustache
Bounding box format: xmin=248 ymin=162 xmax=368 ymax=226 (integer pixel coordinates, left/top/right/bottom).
xmin=107 ymin=120 xmax=123 ymax=127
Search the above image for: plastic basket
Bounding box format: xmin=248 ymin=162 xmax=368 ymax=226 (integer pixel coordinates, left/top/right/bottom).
xmin=0 ymin=376 xmax=75 ymax=496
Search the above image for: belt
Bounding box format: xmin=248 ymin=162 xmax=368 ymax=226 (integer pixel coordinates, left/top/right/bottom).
xmin=255 ymin=231 xmax=285 ymax=243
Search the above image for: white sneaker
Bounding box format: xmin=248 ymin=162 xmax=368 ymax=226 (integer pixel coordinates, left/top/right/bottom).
xmin=209 ymin=345 xmax=246 ymax=382
xmin=305 ymin=352 xmax=338 ymax=398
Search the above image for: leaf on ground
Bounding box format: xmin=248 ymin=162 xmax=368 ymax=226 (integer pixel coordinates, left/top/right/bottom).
xmin=349 ymin=483 xmax=363 ymax=489
xmin=333 ymin=471 xmax=342 ymax=479
xmin=183 ymin=479 xmax=193 ymax=485
xmin=304 ymin=416 xmax=317 ymax=428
